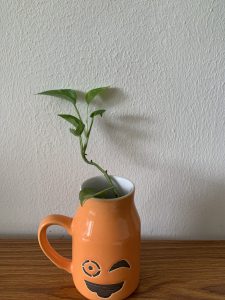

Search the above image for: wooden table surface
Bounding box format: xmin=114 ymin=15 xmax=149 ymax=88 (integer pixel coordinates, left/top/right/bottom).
xmin=1 ymin=239 xmax=225 ymax=299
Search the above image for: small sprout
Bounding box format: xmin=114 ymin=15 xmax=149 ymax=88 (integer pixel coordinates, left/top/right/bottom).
xmin=37 ymin=87 xmax=120 ymax=205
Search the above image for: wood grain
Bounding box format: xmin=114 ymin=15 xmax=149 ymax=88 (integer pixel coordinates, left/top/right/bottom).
xmin=1 ymin=239 xmax=225 ymax=299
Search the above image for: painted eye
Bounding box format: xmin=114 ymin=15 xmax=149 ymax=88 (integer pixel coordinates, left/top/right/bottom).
xmin=82 ymin=260 xmax=101 ymax=277
xmin=109 ymin=260 xmax=131 ymax=272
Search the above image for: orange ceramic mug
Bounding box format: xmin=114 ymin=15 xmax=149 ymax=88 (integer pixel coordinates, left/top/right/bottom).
xmin=38 ymin=176 xmax=141 ymax=300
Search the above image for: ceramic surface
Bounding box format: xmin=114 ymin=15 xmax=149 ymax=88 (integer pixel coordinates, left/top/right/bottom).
xmin=38 ymin=176 xmax=141 ymax=300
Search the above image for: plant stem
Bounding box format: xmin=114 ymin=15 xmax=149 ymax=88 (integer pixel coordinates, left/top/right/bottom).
xmin=74 ymin=104 xmax=82 ymax=121
xmin=76 ymin=104 xmax=120 ymax=198
xmin=79 ymin=137 xmax=119 ymax=197
xmin=86 ymin=104 xmax=89 ymax=133
xmin=73 ymin=103 xmax=84 ymax=144
xmin=93 ymin=186 xmax=114 ymax=198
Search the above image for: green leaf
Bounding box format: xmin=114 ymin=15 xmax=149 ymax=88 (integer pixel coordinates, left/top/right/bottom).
xmin=85 ymin=86 xmax=109 ymax=105
xmin=58 ymin=114 xmax=80 ymax=127
xmin=38 ymin=89 xmax=77 ymax=104
xmin=70 ymin=127 xmax=84 ymax=136
xmin=58 ymin=114 xmax=85 ymax=136
xmin=79 ymin=188 xmax=98 ymax=206
xmin=90 ymin=109 xmax=106 ymax=118
xmin=79 ymin=186 xmax=115 ymax=206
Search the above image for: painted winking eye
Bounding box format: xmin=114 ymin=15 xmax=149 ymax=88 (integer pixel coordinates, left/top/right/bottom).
xmin=82 ymin=260 xmax=101 ymax=277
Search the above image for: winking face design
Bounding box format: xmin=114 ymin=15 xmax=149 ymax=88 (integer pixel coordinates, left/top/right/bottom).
xmin=82 ymin=259 xmax=131 ymax=298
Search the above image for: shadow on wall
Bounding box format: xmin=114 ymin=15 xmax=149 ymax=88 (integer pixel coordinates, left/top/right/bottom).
xmin=94 ymin=88 xmax=155 ymax=168
xmin=101 ymin=115 xmax=154 ymax=168
xmin=142 ymin=164 xmax=225 ymax=240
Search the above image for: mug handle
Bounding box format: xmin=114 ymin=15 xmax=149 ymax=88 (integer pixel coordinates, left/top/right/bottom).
xmin=38 ymin=214 xmax=73 ymax=273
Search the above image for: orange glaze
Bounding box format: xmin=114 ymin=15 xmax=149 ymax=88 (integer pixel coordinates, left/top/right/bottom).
xmin=38 ymin=177 xmax=140 ymax=300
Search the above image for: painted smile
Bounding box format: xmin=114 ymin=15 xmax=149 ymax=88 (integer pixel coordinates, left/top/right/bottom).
xmin=85 ymin=280 xmax=124 ymax=298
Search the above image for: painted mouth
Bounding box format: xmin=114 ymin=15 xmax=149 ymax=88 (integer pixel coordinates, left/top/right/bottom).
xmin=85 ymin=280 xmax=124 ymax=298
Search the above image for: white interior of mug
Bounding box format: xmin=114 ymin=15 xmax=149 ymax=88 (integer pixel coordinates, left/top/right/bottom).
xmin=81 ymin=175 xmax=134 ymax=199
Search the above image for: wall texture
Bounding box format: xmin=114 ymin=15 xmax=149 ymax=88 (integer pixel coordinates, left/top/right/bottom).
xmin=1 ymin=0 xmax=225 ymax=238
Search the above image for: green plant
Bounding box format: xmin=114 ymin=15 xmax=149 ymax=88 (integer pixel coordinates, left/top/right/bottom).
xmin=37 ymin=87 xmax=120 ymax=205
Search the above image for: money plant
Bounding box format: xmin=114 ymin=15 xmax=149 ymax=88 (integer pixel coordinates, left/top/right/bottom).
xmin=38 ymin=87 xmax=120 ymax=205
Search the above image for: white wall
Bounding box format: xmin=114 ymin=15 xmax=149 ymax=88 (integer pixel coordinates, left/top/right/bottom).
xmin=1 ymin=0 xmax=225 ymax=239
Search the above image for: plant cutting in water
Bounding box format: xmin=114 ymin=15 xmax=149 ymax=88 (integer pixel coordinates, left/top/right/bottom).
xmin=38 ymin=87 xmax=120 ymax=205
